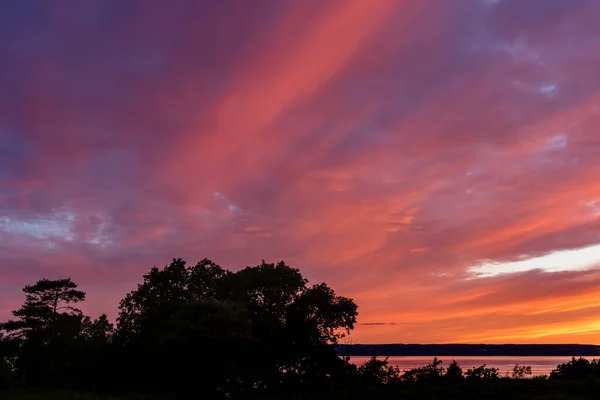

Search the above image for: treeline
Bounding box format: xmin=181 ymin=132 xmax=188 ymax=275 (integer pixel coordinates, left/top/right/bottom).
xmin=2 ymin=258 xmax=600 ymax=399
xmin=357 ymin=352 xmax=600 ymax=382
xmin=0 ymin=259 xmax=359 ymax=398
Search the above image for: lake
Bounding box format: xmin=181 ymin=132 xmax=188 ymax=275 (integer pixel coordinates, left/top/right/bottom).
xmin=348 ymin=356 xmax=584 ymax=376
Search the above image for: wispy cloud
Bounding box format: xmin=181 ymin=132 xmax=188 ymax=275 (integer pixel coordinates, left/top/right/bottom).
xmin=468 ymin=244 xmax=600 ymax=278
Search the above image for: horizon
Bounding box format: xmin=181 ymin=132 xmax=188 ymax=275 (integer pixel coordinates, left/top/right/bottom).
xmin=2 ymin=0 xmax=600 ymax=344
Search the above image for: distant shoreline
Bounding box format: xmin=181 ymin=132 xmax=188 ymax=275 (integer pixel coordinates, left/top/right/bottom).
xmin=338 ymin=344 xmax=600 ymax=357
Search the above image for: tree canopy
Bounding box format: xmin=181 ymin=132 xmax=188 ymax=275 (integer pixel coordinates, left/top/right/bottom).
xmin=112 ymin=258 xmax=358 ymax=396
xmin=1 ymin=258 xmax=358 ymax=398
xmin=1 ymin=278 xmax=85 ymax=342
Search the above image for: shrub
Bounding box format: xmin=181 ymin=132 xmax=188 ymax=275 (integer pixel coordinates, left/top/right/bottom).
xmin=550 ymin=357 xmax=600 ymax=380
xmin=445 ymin=360 xmax=463 ymax=381
xmin=402 ymin=357 xmax=445 ymax=384
xmin=358 ymin=353 xmax=401 ymax=385
xmin=512 ymin=364 xmax=532 ymax=379
xmin=465 ymin=364 xmax=499 ymax=380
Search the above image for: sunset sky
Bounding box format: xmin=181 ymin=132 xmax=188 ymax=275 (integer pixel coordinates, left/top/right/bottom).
xmin=2 ymin=0 xmax=600 ymax=344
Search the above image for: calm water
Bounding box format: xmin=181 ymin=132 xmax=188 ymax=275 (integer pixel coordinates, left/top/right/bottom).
xmin=349 ymin=356 xmax=585 ymax=376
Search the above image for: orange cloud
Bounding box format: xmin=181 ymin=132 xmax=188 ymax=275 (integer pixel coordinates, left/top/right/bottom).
xmin=2 ymin=0 xmax=600 ymax=344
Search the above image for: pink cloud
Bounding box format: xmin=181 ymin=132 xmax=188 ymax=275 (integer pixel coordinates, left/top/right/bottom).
xmin=2 ymin=0 xmax=600 ymax=343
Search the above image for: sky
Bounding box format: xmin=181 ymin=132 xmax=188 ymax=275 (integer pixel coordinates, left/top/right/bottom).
xmin=2 ymin=0 xmax=600 ymax=344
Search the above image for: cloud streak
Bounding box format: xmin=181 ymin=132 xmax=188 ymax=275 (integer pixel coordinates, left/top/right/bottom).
xmin=2 ymin=0 xmax=600 ymax=343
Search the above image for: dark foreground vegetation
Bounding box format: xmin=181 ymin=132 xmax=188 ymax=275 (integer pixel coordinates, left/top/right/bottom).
xmin=1 ymin=258 xmax=600 ymax=399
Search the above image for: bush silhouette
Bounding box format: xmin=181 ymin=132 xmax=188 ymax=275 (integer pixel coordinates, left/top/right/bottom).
xmin=402 ymin=357 xmax=445 ymax=384
xmin=550 ymin=357 xmax=600 ymax=380
xmin=512 ymin=364 xmax=532 ymax=379
xmin=445 ymin=360 xmax=463 ymax=381
xmin=465 ymin=364 xmax=500 ymax=380
xmin=358 ymin=346 xmax=401 ymax=385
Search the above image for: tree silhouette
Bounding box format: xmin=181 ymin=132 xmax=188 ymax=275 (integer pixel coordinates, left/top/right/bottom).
xmin=550 ymin=357 xmax=600 ymax=380
xmin=1 ymin=278 xmax=85 ymax=342
xmin=0 ymin=278 xmax=86 ymax=387
xmin=113 ymin=258 xmax=358 ymax=397
xmin=358 ymin=346 xmax=401 ymax=385
xmin=116 ymin=258 xmax=226 ymax=342
xmin=82 ymin=314 xmax=113 ymax=343
xmin=445 ymin=360 xmax=463 ymax=381
xmin=113 ymin=258 xmax=231 ymax=393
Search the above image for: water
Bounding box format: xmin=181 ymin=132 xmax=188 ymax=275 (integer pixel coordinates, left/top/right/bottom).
xmin=349 ymin=356 xmax=585 ymax=377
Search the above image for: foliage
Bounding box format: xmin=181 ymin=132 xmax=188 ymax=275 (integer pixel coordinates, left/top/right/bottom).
xmin=550 ymin=357 xmax=600 ymax=380
xmin=1 ymin=278 xmax=85 ymax=342
xmin=402 ymin=357 xmax=445 ymax=384
xmin=116 ymin=258 xmax=226 ymax=341
xmin=512 ymin=364 xmax=533 ymax=379
xmin=445 ymin=359 xmax=463 ymax=381
xmin=465 ymin=364 xmax=500 ymax=380
xmin=112 ymin=258 xmax=358 ymax=397
xmin=358 ymin=346 xmax=401 ymax=385
xmin=82 ymin=314 xmax=114 ymax=342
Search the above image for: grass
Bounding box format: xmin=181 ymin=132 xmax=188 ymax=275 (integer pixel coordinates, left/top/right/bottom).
xmin=4 ymin=379 xmax=600 ymax=400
